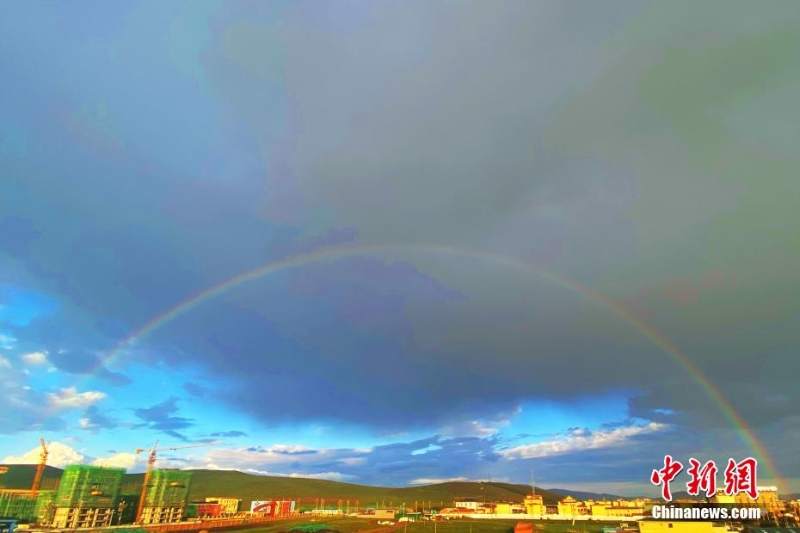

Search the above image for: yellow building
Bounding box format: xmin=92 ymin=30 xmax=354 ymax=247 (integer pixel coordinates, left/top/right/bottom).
xmin=523 ymin=495 xmax=545 ymax=516
xmin=557 ymin=496 xmax=586 ymax=516
xmin=495 ymin=503 xmax=512 ymax=514
xmin=205 ymin=497 xmax=241 ymax=515
xmin=612 ymin=498 xmax=644 ymax=509
xmin=730 ymin=486 xmax=780 ymax=514
xmin=787 ymin=499 xmax=800 ymax=516
xmin=589 ymin=503 xmax=644 ymax=517
xmin=710 ymin=490 xmax=735 ymax=504
xmin=735 ymin=486 xmax=779 ymax=513
xmin=639 ymin=521 xmax=729 ymax=533
xmin=489 ymin=503 xmax=524 ymax=514
xmin=453 ymin=501 xmax=480 ymax=511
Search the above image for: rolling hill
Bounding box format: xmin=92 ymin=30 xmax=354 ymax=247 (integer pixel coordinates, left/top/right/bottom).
xmin=545 ymin=488 xmax=624 ymax=501
xmin=0 ymin=465 xmax=562 ymax=507
xmin=0 ymin=464 xmax=62 ymax=491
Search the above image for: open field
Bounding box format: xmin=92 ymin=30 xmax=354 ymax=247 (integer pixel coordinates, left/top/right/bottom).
xmin=239 ymin=517 xmax=616 ymax=533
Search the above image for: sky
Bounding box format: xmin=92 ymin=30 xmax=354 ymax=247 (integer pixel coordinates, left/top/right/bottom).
xmin=1 ymin=1 xmax=798 ymax=497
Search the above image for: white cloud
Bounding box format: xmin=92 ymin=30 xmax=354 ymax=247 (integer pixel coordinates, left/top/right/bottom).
xmin=0 ymin=332 xmax=17 ymax=349
xmin=22 ymin=351 xmax=48 ymax=366
xmin=409 ymin=477 xmax=470 ymax=485
xmin=270 ymin=444 xmax=314 ymax=454
xmin=47 ymin=387 xmax=106 ymax=409
xmin=288 ymin=471 xmax=357 ymax=482
xmin=439 ymin=420 xmax=498 ymax=438
xmin=203 ymin=465 xmax=296 ymax=477
xmin=203 ymin=445 xmax=326 ymax=467
xmin=4 ymin=443 xmax=139 ymax=472
xmin=411 ymin=444 xmax=443 ymax=456
xmin=0 ymin=356 xmax=11 ymax=368
xmin=238 ymin=468 xmax=279 ymax=476
xmin=91 ymin=453 xmax=139 ymax=470
xmin=200 ymin=466 xmax=352 ymax=481
xmin=500 ymin=422 xmax=668 ymax=460
xmin=170 ymin=444 xmax=371 ymax=477
xmin=337 ymin=457 xmax=367 ymax=466
xmin=3 ymin=441 xmax=84 ymax=467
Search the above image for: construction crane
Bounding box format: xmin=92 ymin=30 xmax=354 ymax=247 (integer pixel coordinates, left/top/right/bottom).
xmin=31 ymin=437 xmax=48 ymax=494
xmin=134 ymin=440 xmax=218 ymax=523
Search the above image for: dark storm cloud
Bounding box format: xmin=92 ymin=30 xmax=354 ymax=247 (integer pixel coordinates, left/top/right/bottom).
xmin=3 ymin=301 xmax=131 ymax=385
xmin=47 ymin=351 xmax=132 ymax=387
xmin=0 ymin=216 xmax=42 ymax=257
xmin=80 ymin=405 xmax=121 ymax=432
xmin=176 ymin=0 xmax=799 ymax=437
xmin=133 ymin=397 xmax=195 ymax=440
xmin=279 ymin=449 xmax=317 ymax=456
xmin=183 ymin=382 xmax=211 ymax=398
xmin=209 ymin=430 xmax=247 ymax=438
xmin=0 ymin=0 xmax=797 ymax=488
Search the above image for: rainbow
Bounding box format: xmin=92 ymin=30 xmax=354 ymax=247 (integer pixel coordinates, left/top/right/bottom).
xmin=82 ymin=243 xmax=782 ymax=489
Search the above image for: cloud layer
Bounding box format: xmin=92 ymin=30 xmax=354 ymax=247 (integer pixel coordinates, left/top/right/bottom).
xmin=1 ymin=1 xmax=798 ymax=491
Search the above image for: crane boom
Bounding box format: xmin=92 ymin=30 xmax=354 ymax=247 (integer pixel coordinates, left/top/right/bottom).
xmin=31 ymin=437 xmax=48 ymax=494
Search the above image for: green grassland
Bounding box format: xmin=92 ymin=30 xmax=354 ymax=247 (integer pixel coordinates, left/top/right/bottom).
xmin=1 ymin=465 xmax=565 ymax=509
xmin=242 ymin=517 xmax=613 ymax=533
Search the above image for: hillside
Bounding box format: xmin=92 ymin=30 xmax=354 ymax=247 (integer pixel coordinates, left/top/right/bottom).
xmin=546 ymin=488 xmax=624 ymax=501
xmin=0 ymin=464 xmax=62 ymax=491
xmin=140 ymin=470 xmax=564 ymax=507
xmin=0 ymin=465 xmax=561 ymax=507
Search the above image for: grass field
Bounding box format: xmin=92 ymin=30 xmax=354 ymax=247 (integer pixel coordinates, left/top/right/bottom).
xmin=240 ymin=517 xmax=617 ymax=533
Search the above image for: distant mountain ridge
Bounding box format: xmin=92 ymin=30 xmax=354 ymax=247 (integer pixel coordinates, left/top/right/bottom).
xmin=0 ymin=465 xmax=564 ymax=506
xmin=545 ymin=488 xmax=624 ymax=501
xmin=0 ymin=464 xmax=62 ymax=491
xmin=4 ymin=465 xmax=790 ymax=506
xmin=668 ymin=490 xmax=704 ymax=501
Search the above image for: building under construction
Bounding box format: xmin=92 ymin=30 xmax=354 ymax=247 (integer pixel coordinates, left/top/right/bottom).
xmin=0 ymin=438 xmax=52 ymax=523
xmin=33 ymin=490 xmax=56 ymax=525
xmin=0 ymin=489 xmax=56 ymax=524
xmin=0 ymin=491 xmax=37 ymax=522
xmin=49 ymin=465 xmax=125 ymax=528
xmin=115 ymin=493 xmax=139 ymax=525
xmin=139 ymin=470 xmax=191 ymax=525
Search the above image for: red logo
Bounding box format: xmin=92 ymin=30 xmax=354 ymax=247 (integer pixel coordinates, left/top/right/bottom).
xmin=651 ymin=455 xmax=684 ymax=501
xmin=651 ymin=456 xmax=758 ymax=501
xmin=686 ymin=458 xmax=718 ymax=498
xmin=724 ymin=457 xmax=759 ymax=499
